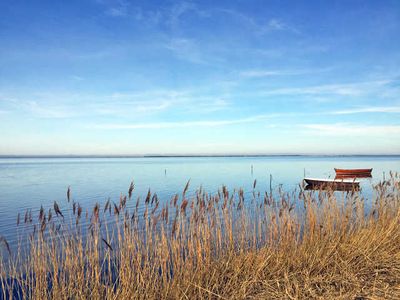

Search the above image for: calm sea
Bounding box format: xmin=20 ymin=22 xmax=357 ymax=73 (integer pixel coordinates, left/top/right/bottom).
xmin=0 ymin=156 xmax=399 ymax=247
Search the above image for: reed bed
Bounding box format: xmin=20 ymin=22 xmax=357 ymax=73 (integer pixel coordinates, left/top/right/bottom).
xmin=1 ymin=174 xmax=400 ymax=299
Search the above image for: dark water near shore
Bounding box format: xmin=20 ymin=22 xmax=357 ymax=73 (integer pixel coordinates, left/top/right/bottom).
xmin=0 ymin=156 xmax=399 ymax=248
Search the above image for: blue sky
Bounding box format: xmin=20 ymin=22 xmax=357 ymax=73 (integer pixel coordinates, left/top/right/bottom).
xmin=0 ymin=0 xmax=399 ymax=155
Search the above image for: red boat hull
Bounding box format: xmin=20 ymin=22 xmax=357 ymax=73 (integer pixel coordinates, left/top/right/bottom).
xmin=334 ymin=168 xmax=372 ymax=176
xmin=335 ymin=174 xmax=372 ymax=179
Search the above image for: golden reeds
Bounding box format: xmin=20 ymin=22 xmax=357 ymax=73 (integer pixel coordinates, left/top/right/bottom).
xmin=0 ymin=174 xmax=400 ymax=299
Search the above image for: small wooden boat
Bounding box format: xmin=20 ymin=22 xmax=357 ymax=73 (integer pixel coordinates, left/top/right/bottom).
xmin=334 ymin=168 xmax=372 ymax=176
xmin=304 ymin=177 xmax=360 ymax=189
xmin=335 ymin=174 xmax=372 ymax=180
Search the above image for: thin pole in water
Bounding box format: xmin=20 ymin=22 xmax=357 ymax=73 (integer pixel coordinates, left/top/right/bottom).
xmin=303 ymin=168 xmax=306 ymax=178
xmin=251 ymin=165 xmax=253 ymax=176
xmin=269 ymin=174 xmax=272 ymax=194
xmin=165 ymin=169 xmax=167 ymax=176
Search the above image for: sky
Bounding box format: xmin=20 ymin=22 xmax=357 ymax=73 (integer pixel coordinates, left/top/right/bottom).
xmin=0 ymin=0 xmax=399 ymax=155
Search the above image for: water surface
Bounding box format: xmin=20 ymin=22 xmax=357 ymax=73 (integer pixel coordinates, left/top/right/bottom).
xmin=0 ymin=156 xmax=399 ymax=247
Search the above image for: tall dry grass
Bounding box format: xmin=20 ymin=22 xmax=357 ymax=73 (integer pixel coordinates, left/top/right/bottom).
xmin=1 ymin=174 xmax=400 ymax=299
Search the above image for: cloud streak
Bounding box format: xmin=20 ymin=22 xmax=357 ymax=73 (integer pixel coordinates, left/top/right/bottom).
xmin=240 ymin=67 xmax=333 ymax=78
xmin=262 ymin=80 xmax=392 ymax=97
xmin=24 ymin=101 xmax=78 ymax=119
xmin=331 ymin=106 xmax=400 ymax=115
xmin=303 ymin=123 xmax=400 ymax=136
xmin=217 ymin=9 xmax=299 ymax=35
xmin=164 ymin=38 xmax=207 ymax=64
xmin=101 ymin=0 xmax=129 ymax=17
xmin=264 ymin=18 xmax=300 ymax=34
xmin=91 ymin=114 xmax=271 ymax=130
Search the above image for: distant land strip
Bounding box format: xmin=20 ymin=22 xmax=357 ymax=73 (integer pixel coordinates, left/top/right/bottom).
xmin=0 ymin=154 xmax=400 ymax=159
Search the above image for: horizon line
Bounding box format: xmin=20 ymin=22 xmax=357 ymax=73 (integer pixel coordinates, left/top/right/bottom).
xmin=1 ymin=154 xmax=400 ymax=159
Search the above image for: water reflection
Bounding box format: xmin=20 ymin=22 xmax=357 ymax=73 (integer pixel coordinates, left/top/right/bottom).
xmin=305 ymin=184 xmax=360 ymax=192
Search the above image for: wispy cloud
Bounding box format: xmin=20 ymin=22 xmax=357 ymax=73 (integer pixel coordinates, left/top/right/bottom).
xmin=267 ymin=19 xmax=285 ymax=30
xmin=189 ymin=98 xmax=230 ymax=113
xmin=262 ymin=80 xmax=392 ymax=97
xmin=106 ymin=1 xmax=209 ymax=26
xmin=264 ymin=18 xmax=300 ymax=34
xmin=91 ymin=114 xmax=270 ymax=130
xmin=106 ymin=7 xmax=127 ymax=17
xmin=1 ymin=46 xmax=122 ymax=62
xmin=1 ymin=88 xmax=233 ymax=119
xmin=93 ymin=101 xmax=172 ymax=116
xmin=24 ymin=101 xmax=78 ymax=119
xmin=332 ymin=106 xmax=400 ymax=115
xmin=101 ymin=0 xmax=129 ymax=17
xmin=240 ymin=67 xmax=332 ymax=78
xmin=106 ymin=89 xmax=193 ymax=114
xmin=110 ymin=89 xmax=188 ymax=100
xmin=164 ymin=38 xmax=207 ymax=64
xmin=166 ymin=1 xmax=197 ymax=27
xmin=70 ymin=75 xmax=85 ymax=81
xmin=303 ymin=123 xmax=400 ymax=136
xmin=217 ymin=9 xmax=299 ymax=35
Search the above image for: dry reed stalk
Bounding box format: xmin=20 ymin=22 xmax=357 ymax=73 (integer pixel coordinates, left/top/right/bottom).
xmin=128 ymin=181 xmax=134 ymax=199
xmin=0 ymin=174 xmax=399 ymax=299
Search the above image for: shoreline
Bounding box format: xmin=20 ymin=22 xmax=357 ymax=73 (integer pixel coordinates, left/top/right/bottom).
xmin=1 ymin=154 xmax=400 ymax=159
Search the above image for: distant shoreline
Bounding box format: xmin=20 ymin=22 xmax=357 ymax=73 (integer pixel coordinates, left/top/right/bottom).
xmin=1 ymin=154 xmax=400 ymax=159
